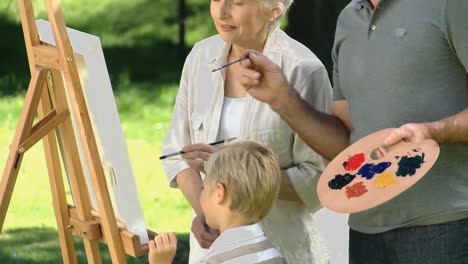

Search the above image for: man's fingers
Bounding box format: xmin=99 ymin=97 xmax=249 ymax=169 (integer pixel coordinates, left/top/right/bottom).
xmin=238 ymin=67 xmax=261 ymax=80
xmin=242 ymin=49 xmax=261 ymax=60
xmin=246 ymin=51 xmax=279 ymax=73
xmin=239 ymin=57 xmax=252 ymax=68
xmin=384 ymin=127 xmax=412 ymax=146
xmin=239 ymin=75 xmax=260 ymax=89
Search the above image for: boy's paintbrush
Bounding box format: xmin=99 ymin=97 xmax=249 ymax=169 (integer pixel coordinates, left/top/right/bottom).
xmin=159 ymin=137 xmax=237 ymax=160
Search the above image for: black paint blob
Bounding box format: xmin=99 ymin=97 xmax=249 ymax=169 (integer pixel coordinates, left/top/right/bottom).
xmin=396 ymin=153 xmax=425 ymax=177
xmin=329 ymin=173 xmax=356 ymax=190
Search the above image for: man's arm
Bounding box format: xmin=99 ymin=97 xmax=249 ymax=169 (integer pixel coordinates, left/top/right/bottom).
xmin=239 ymin=52 xmax=351 ymax=160
xmin=274 ymin=91 xmax=351 ymax=160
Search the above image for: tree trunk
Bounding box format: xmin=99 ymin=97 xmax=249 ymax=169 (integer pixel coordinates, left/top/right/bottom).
xmin=178 ymin=0 xmax=187 ymax=62
xmin=286 ymin=0 xmax=349 ymax=81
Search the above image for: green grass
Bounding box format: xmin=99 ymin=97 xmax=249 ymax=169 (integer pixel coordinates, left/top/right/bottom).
xmin=0 ymin=83 xmax=192 ymax=263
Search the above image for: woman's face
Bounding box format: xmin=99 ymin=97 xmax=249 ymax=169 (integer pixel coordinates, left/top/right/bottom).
xmin=210 ymin=0 xmax=272 ymax=48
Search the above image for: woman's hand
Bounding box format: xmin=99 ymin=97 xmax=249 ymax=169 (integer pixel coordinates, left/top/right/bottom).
xmin=148 ymin=232 xmax=178 ymax=264
xmin=191 ymin=214 xmax=219 ymax=249
xmin=182 ymin=144 xmax=216 ymax=173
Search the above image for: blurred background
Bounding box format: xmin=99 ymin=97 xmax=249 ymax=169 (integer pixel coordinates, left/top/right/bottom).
xmin=0 ymin=0 xmax=348 ymax=263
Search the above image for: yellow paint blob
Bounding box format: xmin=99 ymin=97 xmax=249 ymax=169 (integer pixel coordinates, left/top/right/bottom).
xmin=373 ymin=172 xmax=396 ymax=188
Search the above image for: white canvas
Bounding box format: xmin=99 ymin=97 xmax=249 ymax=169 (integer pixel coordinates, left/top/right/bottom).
xmin=36 ymin=19 xmax=149 ymax=244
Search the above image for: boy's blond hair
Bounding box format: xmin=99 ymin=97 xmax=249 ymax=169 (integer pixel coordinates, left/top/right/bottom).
xmin=204 ymin=141 xmax=281 ymax=223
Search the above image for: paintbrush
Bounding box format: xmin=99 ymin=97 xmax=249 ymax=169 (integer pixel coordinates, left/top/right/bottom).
xmin=212 ymin=57 xmax=249 ymax=72
xmin=159 ymin=137 xmax=237 ymax=160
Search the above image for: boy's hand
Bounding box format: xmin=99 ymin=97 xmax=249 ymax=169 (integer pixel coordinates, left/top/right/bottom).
xmin=192 ymin=214 xmax=219 ymax=248
xmin=148 ymin=232 xmax=178 ymax=264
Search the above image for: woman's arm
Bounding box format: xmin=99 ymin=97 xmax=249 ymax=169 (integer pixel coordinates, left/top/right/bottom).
xmin=175 ymin=168 xmax=204 ymax=215
xmin=278 ymin=171 xmax=303 ymax=203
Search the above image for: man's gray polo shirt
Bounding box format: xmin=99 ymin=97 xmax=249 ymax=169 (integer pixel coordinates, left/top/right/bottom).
xmin=332 ymin=0 xmax=468 ymax=234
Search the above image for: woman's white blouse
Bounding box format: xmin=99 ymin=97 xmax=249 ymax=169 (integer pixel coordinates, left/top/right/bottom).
xmin=161 ymin=29 xmax=333 ymax=263
xmin=216 ymin=97 xmax=246 ymax=141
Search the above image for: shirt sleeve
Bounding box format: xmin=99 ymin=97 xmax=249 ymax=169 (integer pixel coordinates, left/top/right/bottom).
xmin=160 ymin=48 xmax=196 ymax=188
xmin=445 ymin=0 xmax=468 ymax=72
xmin=332 ymin=11 xmax=347 ymax=101
xmin=285 ymin=63 xmax=332 ymax=212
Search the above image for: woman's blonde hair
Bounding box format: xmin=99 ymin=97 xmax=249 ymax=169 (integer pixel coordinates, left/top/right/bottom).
xmin=204 ymin=141 xmax=281 ymax=223
xmin=262 ymin=0 xmax=294 ymax=30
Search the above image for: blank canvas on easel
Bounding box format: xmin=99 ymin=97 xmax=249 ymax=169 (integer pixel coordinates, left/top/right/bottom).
xmin=36 ymin=19 xmax=149 ymax=244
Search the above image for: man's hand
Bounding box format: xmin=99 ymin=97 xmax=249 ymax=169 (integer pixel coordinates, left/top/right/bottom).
xmin=191 ymin=214 xmax=219 ymax=249
xmin=384 ymin=123 xmax=437 ymax=146
xmin=148 ymin=232 xmax=178 ymax=264
xmin=182 ymin=143 xmax=215 ymax=173
xmin=239 ymin=50 xmax=292 ymax=111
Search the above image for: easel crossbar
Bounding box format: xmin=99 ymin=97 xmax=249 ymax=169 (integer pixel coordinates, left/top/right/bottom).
xmin=19 ymin=109 xmax=70 ymax=153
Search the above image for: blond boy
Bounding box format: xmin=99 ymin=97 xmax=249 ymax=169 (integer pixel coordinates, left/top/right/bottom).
xmin=149 ymin=141 xmax=286 ymax=264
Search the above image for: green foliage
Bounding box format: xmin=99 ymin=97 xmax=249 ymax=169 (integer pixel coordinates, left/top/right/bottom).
xmin=0 ymin=0 xmax=214 ymax=47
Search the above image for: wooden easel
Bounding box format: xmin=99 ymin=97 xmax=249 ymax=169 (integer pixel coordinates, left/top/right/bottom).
xmin=0 ymin=0 xmax=153 ymax=263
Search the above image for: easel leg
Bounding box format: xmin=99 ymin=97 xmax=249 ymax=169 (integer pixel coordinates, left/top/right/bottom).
xmin=0 ymin=69 xmax=47 ymax=232
xmin=51 ymin=70 xmax=102 ymax=263
xmin=38 ymin=83 xmax=77 ymax=264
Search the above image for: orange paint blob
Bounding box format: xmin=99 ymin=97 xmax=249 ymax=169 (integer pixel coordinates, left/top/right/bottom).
xmin=346 ymin=182 xmax=368 ymax=199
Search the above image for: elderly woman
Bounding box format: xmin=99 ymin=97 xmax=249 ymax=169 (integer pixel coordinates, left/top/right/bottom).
xmin=161 ymin=0 xmax=332 ymax=263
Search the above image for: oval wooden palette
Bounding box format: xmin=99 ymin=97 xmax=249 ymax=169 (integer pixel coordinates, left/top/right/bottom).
xmin=317 ymin=128 xmax=440 ymax=214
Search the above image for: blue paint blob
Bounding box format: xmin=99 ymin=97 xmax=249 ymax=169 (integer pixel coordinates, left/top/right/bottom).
xmin=329 ymin=173 xmax=356 ymax=190
xmin=358 ymin=162 xmax=392 ymax=180
xmin=396 ymin=153 xmax=425 ymax=177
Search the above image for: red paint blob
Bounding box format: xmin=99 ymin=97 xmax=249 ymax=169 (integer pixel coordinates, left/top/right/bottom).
xmin=343 ymin=153 xmax=366 ymax=171
xmin=346 ymin=182 xmax=368 ymax=199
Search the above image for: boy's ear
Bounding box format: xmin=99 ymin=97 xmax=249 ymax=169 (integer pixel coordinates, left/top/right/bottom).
xmin=215 ymin=182 xmax=227 ymax=204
